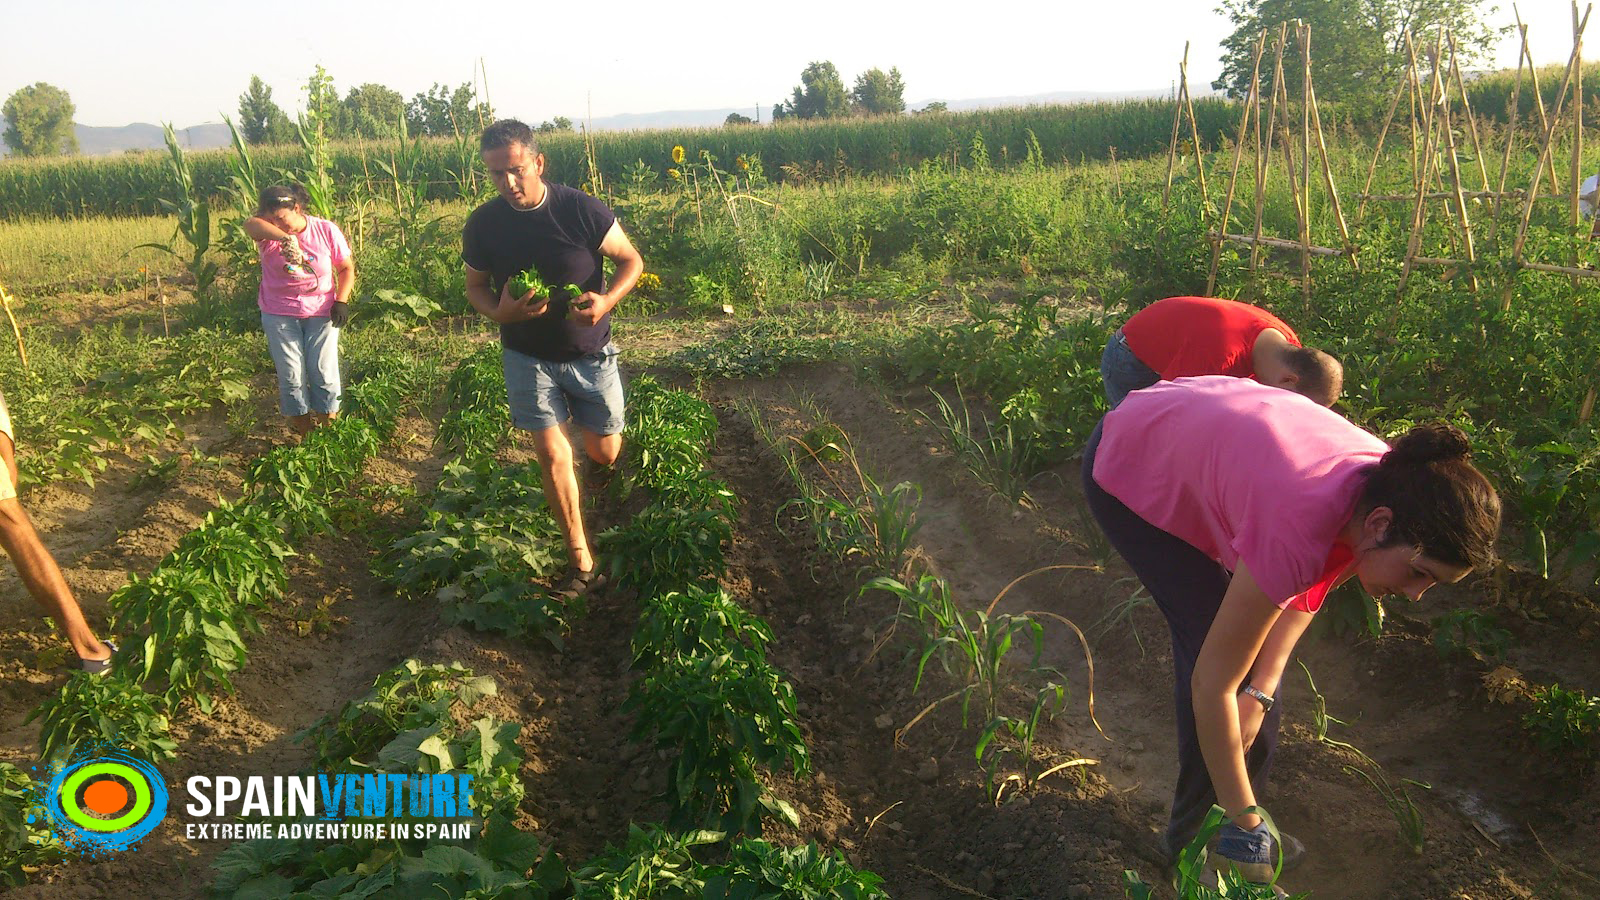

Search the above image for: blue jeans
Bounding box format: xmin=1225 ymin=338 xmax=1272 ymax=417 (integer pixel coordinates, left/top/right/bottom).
xmin=262 ymin=313 xmax=341 ymax=416
xmin=1100 ymin=329 xmax=1160 ymax=410
xmin=502 ymin=343 xmax=625 ymax=435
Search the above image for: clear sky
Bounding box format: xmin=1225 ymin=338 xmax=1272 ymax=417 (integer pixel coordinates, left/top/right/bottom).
xmin=0 ymin=1 xmax=1590 ymax=127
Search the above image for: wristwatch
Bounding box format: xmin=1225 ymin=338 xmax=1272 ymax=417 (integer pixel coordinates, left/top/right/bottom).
xmin=1240 ymin=684 xmax=1275 ymax=712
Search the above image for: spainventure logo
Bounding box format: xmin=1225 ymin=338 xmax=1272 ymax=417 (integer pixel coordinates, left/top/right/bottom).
xmin=35 ymin=751 xmax=168 ymax=854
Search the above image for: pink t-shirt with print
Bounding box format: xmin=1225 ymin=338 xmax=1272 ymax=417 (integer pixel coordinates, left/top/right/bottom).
xmin=256 ymin=216 xmax=351 ymax=317
xmin=1091 ymin=376 xmax=1387 ymax=611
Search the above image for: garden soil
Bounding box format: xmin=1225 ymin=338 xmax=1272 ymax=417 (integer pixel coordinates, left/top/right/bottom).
xmin=1 ymin=358 xmax=1597 ymax=898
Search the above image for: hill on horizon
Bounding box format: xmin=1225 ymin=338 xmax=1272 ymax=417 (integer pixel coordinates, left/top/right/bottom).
xmin=0 ymin=87 xmax=1177 ymax=159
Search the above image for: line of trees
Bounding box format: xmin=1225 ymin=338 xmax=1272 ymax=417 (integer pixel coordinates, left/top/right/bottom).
xmin=235 ymin=69 xmax=496 ymax=145
xmin=771 ymin=62 xmax=917 ymax=121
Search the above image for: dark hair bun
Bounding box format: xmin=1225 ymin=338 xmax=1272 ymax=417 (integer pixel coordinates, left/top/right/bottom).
xmin=1385 ymin=423 xmax=1471 ymax=467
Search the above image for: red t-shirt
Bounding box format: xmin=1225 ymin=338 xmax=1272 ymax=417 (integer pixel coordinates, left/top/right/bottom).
xmin=1120 ymin=296 xmax=1301 ymax=380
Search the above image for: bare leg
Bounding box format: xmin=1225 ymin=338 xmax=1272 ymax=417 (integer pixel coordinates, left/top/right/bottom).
xmin=0 ymin=498 xmax=109 ymax=662
xmin=530 ymin=426 xmax=591 ymax=572
xmin=579 ymin=430 xmax=622 ymax=467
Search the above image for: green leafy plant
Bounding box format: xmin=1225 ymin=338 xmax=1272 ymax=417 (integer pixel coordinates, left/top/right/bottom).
xmin=1122 ymin=804 xmax=1307 ymax=899
xmin=1523 ymin=684 xmax=1600 ymax=756
xmin=704 ymin=839 xmax=889 ymax=899
xmin=1431 ymin=609 xmax=1511 ymax=662
xmin=631 ymin=585 xmax=774 ymax=670
xmin=26 ymin=674 xmax=177 ymax=763
xmin=0 ymin=762 xmax=63 ymax=887
xmin=108 ymin=569 xmax=255 ymax=712
xmin=571 ymin=825 xmax=719 ymax=899
xmin=295 ymin=660 xmax=495 ymax=767
xmin=625 ymin=649 xmax=809 ymax=837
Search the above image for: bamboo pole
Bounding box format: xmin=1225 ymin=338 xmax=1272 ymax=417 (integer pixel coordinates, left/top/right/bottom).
xmin=1448 ymin=34 xmax=1493 ymax=193
xmin=1438 ymin=76 xmax=1481 ymax=291
xmin=1512 ymin=7 xmax=1590 ymax=270
xmin=1299 ymin=25 xmax=1359 ymax=271
xmin=1363 ymin=189 xmax=1557 ymax=201
xmin=1524 ymin=15 xmax=1563 ymax=196
xmin=0 ymin=283 xmax=27 ymax=371
xmin=1572 ymin=3 xmax=1587 ymax=288
xmin=1162 ymin=42 xmax=1188 ymax=209
xmin=1407 ymin=31 xmax=1424 ymax=195
xmin=1214 ymin=233 xmax=1350 ymax=255
xmin=1520 ymin=258 xmax=1600 ymax=276
xmin=1252 ymin=26 xmax=1290 ymax=271
xmin=1489 ymin=19 xmax=1532 ymax=239
xmin=1358 ymin=41 xmax=1416 ymax=221
xmin=1208 ymin=30 xmax=1267 ymax=294
xmin=1181 ymin=46 xmax=1211 ymax=207
xmin=1397 ymin=33 xmax=1449 ymax=299
xmin=1300 ymin=21 xmax=1314 ymax=306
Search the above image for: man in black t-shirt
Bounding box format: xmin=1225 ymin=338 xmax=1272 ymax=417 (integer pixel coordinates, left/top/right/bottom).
xmin=462 ymin=119 xmax=644 ymax=598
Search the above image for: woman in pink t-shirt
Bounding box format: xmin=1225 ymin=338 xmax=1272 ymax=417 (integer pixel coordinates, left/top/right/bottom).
xmin=1081 ymin=377 xmax=1499 ymax=883
xmin=243 ymin=183 xmax=355 ymax=438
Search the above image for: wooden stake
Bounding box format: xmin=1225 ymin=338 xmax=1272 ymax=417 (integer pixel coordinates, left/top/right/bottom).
xmin=1448 ymin=34 xmax=1492 ymax=194
xmin=1300 ymin=21 xmax=1314 ymax=306
xmin=1437 ymin=51 xmax=1481 ymax=292
xmin=1488 ymin=19 xmax=1532 ymax=239
xmin=1162 ymin=43 xmax=1187 ymax=209
xmin=1208 ymin=30 xmax=1267 ymax=294
xmin=1512 ymin=7 xmax=1591 ymax=273
xmin=0 ymin=283 xmax=27 ymax=371
xmin=1358 ymin=40 xmax=1417 ymax=221
xmin=158 ymin=274 xmax=169 ymax=338
xmin=1180 ymin=45 xmax=1211 ymax=207
xmin=1253 ymin=26 xmax=1290 ymax=272
xmin=1572 ymin=2 xmax=1587 ymax=288
xmin=1299 ymin=25 xmax=1358 ymax=272
xmin=1397 ymin=33 xmax=1449 ymax=299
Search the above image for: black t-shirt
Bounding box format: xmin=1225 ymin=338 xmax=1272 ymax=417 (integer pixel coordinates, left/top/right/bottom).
xmin=461 ymin=182 xmax=617 ymax=361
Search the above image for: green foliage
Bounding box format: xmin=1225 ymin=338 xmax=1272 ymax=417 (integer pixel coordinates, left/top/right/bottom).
xmin=571 ymin=825 xmax=719 ymax=898
xmin=358 ymin=289 xmax=446 ymax=330
xmin=237 ymin=76 xmax=293 ymax=145
xmin=2 ymin=82 xmax=77 ymax=157
xmin=1122 ymin=805 xmax=1307 ymax=899
xmin=0 ymin=762 xmax=63 ymax=887
xmin=704 ymin=839 xmax=889 ymax=899
xmin=625 ymin=649 xmax=809 ymax=837
xmin=1343 ymin=763 xmax=1430 ymax=856
xmin=1431 ymin=609 xmax=1511 ymax=662
xmin=295 ymin=659 xmax=495 ymax=767
xmin=109 ymin=569 xmax=256 ymax=712
xmin=437 ymin=345 xmax=511 ymax=459
xmin=851 ymin=67 xmax=907 ymax=117
xmin=1523 ymin=685 xmax=1600 ymax=756
xmin=631 ymin=585 xmax=774 ymax=671
xmin=209 ymin=814 xmax=559 ymax=899
xmin=602 ymin=501 xmax=734 ymax=599
xmin=773 ymin=61 xmax=850 ymax=121
xmin=26 ymin=674 xmax=177 ymax=763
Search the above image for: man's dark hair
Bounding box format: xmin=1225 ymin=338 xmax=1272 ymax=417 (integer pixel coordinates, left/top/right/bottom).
xmin=480 ymin=119 xmax=538 ymax=154
xmin=1286 ymin=347 xmax=1343 ymax=407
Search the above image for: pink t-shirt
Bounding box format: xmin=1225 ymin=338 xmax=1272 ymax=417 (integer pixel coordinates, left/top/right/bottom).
xmin=256 ymin=216 xmax=351 ymax=317
xmin=1091 ymin=376 xmax=1387 ymax=611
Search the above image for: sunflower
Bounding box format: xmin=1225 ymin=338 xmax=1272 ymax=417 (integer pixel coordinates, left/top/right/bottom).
xmin=668 ymin=168 xmax=682 ymax=179
xmin=671 ymin=145 xmax=685 ymax=164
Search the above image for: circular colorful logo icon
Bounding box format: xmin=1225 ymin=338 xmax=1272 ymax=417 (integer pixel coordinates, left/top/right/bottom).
xmin=38 ymin=752 xmax=167 ymax=853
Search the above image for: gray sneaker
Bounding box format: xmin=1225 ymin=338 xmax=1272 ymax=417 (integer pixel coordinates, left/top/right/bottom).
xmin=79 ymin=640 xmax=116 ymax=675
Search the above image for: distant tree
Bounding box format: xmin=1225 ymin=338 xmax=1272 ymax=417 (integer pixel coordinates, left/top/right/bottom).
xmin=342 ymin=83 xmax=407 ymax=138
xmin=772 ymin=61 xmax=850 ymax=121
xmin=406 ymin=83 xmax=494 ymax=137
xmin=237 ymin=76 xmax=292 ymax=144
xmin=916 ymin=101 xmax=949 ymax=115
xmin=2 ymin=82 xmax=77 ymax=157
xmin=536 ymin=116 xmax=574 ymax=133
xmin=724 ymin=112 xmax=755 ymax=126
xmin=851 ymin=67 xmax=906 ymax=116
xmin=1214 ymin=0 xmax=1502 ymax=108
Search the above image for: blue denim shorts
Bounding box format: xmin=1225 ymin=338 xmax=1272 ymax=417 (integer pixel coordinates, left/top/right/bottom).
xmin=502 ymin=343 xmax=625 ymax=435
xmin=1100 ymin=329 xmax=1161 ymax=410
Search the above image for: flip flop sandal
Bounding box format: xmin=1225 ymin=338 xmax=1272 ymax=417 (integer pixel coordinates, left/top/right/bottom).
xmin=79 ymin=640 xmax=116 ymax=675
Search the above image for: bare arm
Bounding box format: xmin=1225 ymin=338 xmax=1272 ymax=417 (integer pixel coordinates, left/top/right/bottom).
xmin=242 ymin=217 xmax=290 ymax=242
xmin=0 ymin=433 xmax=16 ymax=491
xmin=1192 ymin=559 xmax=1283 ymax=829
xmin=571 ymin=221 xmax=643 ymax=326
xmin=334 ymin=257 xmax=355 ymax=304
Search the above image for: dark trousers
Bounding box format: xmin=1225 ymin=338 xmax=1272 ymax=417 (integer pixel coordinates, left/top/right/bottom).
xmin=1080 ymin=420 xmax=1283 ymax=857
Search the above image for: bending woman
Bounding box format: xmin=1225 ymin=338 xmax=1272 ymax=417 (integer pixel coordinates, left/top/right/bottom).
xmin=244 ymin=183 xmax=355 ymax=438
xmin=1081 ymin=376 xmax=1499 ymax=881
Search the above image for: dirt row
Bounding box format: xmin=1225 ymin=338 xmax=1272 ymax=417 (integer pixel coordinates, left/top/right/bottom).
xmin=3 ymin=361 xmax=1598 ymax=898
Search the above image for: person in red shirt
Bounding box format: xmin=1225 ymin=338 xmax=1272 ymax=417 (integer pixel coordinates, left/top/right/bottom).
xmin=1101 ymin=296 xmax=1342 ymax=409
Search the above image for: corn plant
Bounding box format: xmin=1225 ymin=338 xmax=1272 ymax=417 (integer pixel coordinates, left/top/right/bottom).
xmin=775 ymin=424 xmax=922 ymax=580
xmin=863 ymin=573 xmax=1067 ymax=797
xmin=625 ymin=649 xmax=808 ymax=838
xmin=1343 ymin=764 xmax=1430 ymax=856
xmin=136 ymin=124 xmax=219 ymax=308
xmin=25 ymin=674 xmax=177 ymax=763
xmin=927 ymin=385 xmax=1042 ymax=506
xmin=1297 ymin=661 xmax=1369 ymax=762
xmin=1122 ymin=805 xmax=1307 ymax=899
